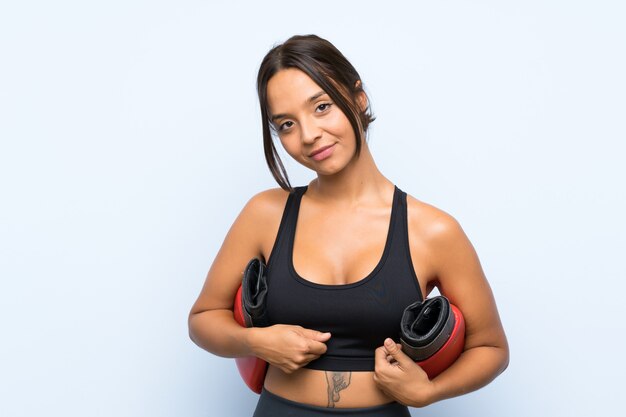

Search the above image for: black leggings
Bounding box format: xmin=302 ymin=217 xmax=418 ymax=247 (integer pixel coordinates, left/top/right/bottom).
xmin=253 ymin=388 xmax=411 ymax=417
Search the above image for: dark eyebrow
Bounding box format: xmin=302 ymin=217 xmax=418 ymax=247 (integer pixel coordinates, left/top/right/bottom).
xmin=270 ymin=91 xmax=328 ymax=122
xmin=307 ymin=90 xmax=327 ymax=103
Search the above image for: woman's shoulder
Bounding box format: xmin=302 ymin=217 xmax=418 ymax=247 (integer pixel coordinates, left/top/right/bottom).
xmin=404 ymin=192 xmax=466 ymax=245
xmin=236 ymin=187 xmax=293 ymax=262
xmin=246 ymin=186 xmax=292 ymax=209
xmin=238 ymin=186 xmax=292 ymax=225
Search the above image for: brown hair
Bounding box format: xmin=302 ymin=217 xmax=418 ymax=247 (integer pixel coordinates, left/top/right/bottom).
xmin=257 ymin=34 xmax=375 ymax=191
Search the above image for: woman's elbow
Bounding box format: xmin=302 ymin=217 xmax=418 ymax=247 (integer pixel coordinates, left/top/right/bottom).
xmin=495 ymin=338 xmax=510 ymax=376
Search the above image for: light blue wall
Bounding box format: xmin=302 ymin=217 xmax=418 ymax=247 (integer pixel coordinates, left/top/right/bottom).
xmin=1 ymin=1 xmax=624 ymax=416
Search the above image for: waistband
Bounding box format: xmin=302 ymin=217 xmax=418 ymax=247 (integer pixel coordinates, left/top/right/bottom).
xmin=253 ymin=387 xmax=411 ymax=417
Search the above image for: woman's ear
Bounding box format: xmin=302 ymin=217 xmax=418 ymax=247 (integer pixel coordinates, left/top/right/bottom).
xmin=354 ymin=80 xmax=368 ymax=112
xmin=358 ymin=92 xmax=368 ymax=112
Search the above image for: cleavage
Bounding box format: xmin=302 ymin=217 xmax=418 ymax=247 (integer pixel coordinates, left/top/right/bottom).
xmin=291 ymin=201 xmax=393 ymax=286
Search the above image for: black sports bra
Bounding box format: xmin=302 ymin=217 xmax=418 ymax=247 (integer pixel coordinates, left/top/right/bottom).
xmin=265 ymin=185 xmax=423 ymax=371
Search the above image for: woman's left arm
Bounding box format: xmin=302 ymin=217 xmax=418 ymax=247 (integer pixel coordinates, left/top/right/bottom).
xmin=374 ymin=211 xmax=509 ymax=407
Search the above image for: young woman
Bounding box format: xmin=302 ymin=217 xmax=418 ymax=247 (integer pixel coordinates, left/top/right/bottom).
xmin=188 ymin=34 xmax=509 ymax=417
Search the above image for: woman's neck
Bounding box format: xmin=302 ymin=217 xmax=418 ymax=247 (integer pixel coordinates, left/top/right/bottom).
xmin=306 ymin=141 xmax=394 ymax=207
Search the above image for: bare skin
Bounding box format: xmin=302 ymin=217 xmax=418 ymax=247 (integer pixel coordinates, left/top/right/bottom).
xmin=188 ymin=68 xmax=509 ymax=408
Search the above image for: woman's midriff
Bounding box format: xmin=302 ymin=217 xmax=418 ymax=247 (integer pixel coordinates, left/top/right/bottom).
xmin=263 ymin=365 xmax=395 ymax=408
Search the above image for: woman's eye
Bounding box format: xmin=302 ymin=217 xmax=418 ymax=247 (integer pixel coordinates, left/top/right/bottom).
xmin=316 ymin=103 xmax=332 ymax=112
xmin=279 ymin=121 xmax=294 ymax=131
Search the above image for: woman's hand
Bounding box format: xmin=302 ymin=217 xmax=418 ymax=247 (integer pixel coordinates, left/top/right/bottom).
xmin=248 ymin=324 xmax=331 ymax=374
xmin=373 ymin=338 xmax=436 ymax=408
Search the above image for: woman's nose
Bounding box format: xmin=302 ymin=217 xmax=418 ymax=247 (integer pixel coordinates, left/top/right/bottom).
xmin=300 ymin=117 xmax=322 ymax=144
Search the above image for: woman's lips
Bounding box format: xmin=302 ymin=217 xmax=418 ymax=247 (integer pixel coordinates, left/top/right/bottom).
xmin=310 ymin=144 xmax=335 ymax=161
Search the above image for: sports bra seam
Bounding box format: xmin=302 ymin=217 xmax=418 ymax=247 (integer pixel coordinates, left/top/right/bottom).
xmin=310 ymin=355 xmax=373 ymax=360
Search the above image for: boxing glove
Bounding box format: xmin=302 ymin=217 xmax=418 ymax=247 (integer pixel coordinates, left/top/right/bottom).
xmin=233 ymin=258 xmax=269 ymax=394
xmin=399 ymin=296 xmax=465 ymax=379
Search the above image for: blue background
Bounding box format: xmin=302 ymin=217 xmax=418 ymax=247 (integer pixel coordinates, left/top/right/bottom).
xmin=1 ymin=1 xmax=625 ymax=416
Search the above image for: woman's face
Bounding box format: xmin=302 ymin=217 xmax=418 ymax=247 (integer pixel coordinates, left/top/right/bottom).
xmin=266 ymin=68 xmax=358 ymax=176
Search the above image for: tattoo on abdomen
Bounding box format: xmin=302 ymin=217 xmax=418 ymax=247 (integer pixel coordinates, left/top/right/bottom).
xmin=325 ymin=371 xmax=352 ymax=407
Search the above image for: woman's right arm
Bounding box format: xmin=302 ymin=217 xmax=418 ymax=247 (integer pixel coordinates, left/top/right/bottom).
xmin=187 ymin=189 xmax=330 ymax=372
xmin=188 ymin=190 xmax=272 ymax=357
